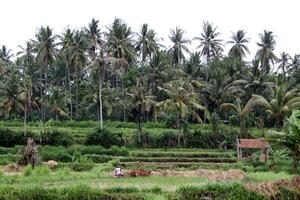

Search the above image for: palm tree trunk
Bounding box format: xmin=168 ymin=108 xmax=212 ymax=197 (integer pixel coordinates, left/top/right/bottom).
xmin=24 ymin=103 xmax=27 ymax=136
xmin=99 ymin=73 xmax=103 ymax=129
xmin=67 ymin=65 xmax=73 ymax=120
xmin=178 ymin=114 xmax=181 ymax=147
xmin=75 ymin=66 xmax=79 ymax=119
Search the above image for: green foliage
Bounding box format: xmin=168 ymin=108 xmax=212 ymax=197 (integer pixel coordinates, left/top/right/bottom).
xmin=0 ymin=128 xmax=34 ymax=147
xmin=38 ymin=129 xmax=74 ymax=146
xmin=177 ymin=184 xmax=266 ymax=200
xmin=0 ymin=186 xmax=146 ymax=200
xmin=85 ymin=128 xmax=124 ymax=147
xmin=23 ymin=165 xmax=33 ymax=176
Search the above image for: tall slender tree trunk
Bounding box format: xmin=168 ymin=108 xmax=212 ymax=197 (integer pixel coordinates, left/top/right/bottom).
xmin=75 ymin=66 xmax=79 ymax=119
xmin=178 ymin=114 xmax=182 ymax=147
xmin=67 ymin=64 xmax=73 ymax=120
xmin=24 ymin=103 xmax=27 ymax=136
xmin=99 ymin=72 xmax=103 ymax=129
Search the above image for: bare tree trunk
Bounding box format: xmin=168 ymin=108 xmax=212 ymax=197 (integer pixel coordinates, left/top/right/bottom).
xmin=24 ymin=103 xmax=27 ymax=136
xmin=99 ymin=74 xmax=103 ymax=129
xmin=67 ymin=65 xmax=73 ymax=120
xmin=75 ymin=66 xmax=79 ymax=119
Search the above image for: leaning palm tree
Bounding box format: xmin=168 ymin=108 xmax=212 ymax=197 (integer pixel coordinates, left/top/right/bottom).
xmin=227 ymin=30 xmax=250 ymax=58
xmin=255 ymin=30 xmax=277 ymax=74
xmin=194 ymin=21 xmax=223 ymax=82
xmin=220 ymin=97 xmax=259 ymax=138
xmin=168 ymin=27 xmax=190 ymax=66
xmin=158 ymin=80 xmax=205 ymax=146
xmin=250 ymin=85 xmax=300 ymax=130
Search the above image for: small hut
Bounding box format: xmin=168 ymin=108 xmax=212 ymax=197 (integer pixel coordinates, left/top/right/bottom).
xmin=237 ymin=138 xmax=269 ymax=162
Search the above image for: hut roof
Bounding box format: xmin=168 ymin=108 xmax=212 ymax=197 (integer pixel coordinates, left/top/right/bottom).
xmin=237 ymin=138 xmax=269 ymax=149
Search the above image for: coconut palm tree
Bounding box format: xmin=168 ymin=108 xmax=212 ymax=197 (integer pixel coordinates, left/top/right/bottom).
xmin=59 ymin=28 xmax=75 ymax=119
xmin=269 ymin=110 xmax=300 ymax=171
xmin=158 ymin=80 xmax=205 ymax=146
xmin=220 ymin=97 xmax=260 ymax=138
xmin=168 ymin=27 xmax=190 ymax=66
xmin=71 ymin=30 xmax=89 ymax=119
xmin=255 ymin=30 xmax=277 ymax=74
xmin=127 ymin=79 xmax=156 ymax=131
xmin=277 ymin=52 xmax=291 ymax=82
xmin=135 ymin=24 xmax=160 ymax=64
xmin=250 ymin=85 xmax=300 ymax=130
xmin=227 ymin=30 xmax=250 ymax=58
xmin=0 ymin=71 xmax=25 ymax=118
xmin=194 ymin=21 xmax=223 ymax=82
xmin=33 ymin=26 xmax=57 ymax=122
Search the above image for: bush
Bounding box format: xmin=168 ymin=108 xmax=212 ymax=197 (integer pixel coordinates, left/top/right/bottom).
xmin=38 ymin=129 xmax=74 ymax=146
xmin=186 ymin=129 xmax=238 ymax=149
xmin=23 ymin=165 xmax=33 ymax=176
xmin=85 ymin=128 xmax=124 ymax=148
xmin=0 ymin=128 xmax=34 ymax=147
xmin=132 ymin=130 xmax=156 ymax=148
xmin=58 ymin=163 xmax=95 ymax=172
xmin=34 ymin=165 xmax=50 ymax=176
xmin=85 ymin=154 xmax=112 ymax=163
xmin=177 ymin=184 xmax=265 ymax=200
xmin=0 ymin=185 xmax=145 ymax=200
xmin=39 ymin=146 xmax=73 ymax=162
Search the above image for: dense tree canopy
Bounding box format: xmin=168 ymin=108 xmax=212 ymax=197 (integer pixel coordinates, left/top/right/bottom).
xmin=0 ymin=18 xmax=299 ymax=137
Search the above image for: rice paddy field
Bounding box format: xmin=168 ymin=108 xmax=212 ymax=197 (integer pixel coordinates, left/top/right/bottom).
xmin=0 ymin=121 xmax=299 ymax=199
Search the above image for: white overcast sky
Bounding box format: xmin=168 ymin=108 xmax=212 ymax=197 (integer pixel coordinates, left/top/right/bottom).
xmin=1 ymin=0 xmax=299 ymax=60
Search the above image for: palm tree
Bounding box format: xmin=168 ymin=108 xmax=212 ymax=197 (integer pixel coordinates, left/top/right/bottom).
xmin=277 ymin=52 xmax=291 ymax=82
xmin=227 ymin=30 xmax=250 ymax=58
xmin=158 ymin=80 xmax=205 ymax=146
xmin=168 ymin=27 xmax=190 ymax=66
xmin=0 ymin=45 xmax=13 ymax=64
xmin=194 ymin=21 xmax=223 ymax=82
xmin=135 ymin=24 xmax=160 ymax=64
xmin=107 ymin=18 xmax=135 ymax=68
xmin=71 ymin=30 xmax=89 ymax=119
xmin=127 ymin=79 xmax=156 ymax=131
xmin=0 ymin=71 xmax=24 ymax=118
xmin=85 ymin=18 xmax=106 ymax=129
xmin=269 ymin=110 xmax=300 ymax=171
xmin=33 ymin=26 xmax=57 ymax=122
xmin=250 ymin=85 xmax=300 ymax=130
xmin=255 ymin=30 xmax=277 ymax=74
xmin=220 ymin=97 xmax=259 ymax=138
xmin=59 ymin=28 xmax=75 ymax=119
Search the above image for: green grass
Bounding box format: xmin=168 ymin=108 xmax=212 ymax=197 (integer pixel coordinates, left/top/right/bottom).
xmin=245 ymin=171 xmax=294 ymax=182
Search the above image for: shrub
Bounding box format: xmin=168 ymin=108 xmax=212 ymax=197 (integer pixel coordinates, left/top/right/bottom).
xmin=56 ymin=167 xmax=71 ymax=176
xmin=157 ymin=131 xmax=178 ymax=148
xmin=0 ymin=185 xmax=146 ymax=200
xmin=23 ymin=165 xmax=33 ymax=176
xmin=177 ymin=184 xmax=265 ymax=200
xmin=34 ymin=165 xmax=51 ymax=176
xmin=39 ymin=146 xmax=73 ymax=162
xmin=0 ymin=128 xmax=34 ymax=147
xmin=85 ymin=128 xmax=123 ymax=148
xmin=38 ymin=129 xmax=74 ymax=146
xmin=132 ymin=130 xmax=156 ymax=148
xmin=85 ymin=154 xmax=112 ymax=163
xmin=57 ymin=163 xmax=95 ymax=172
